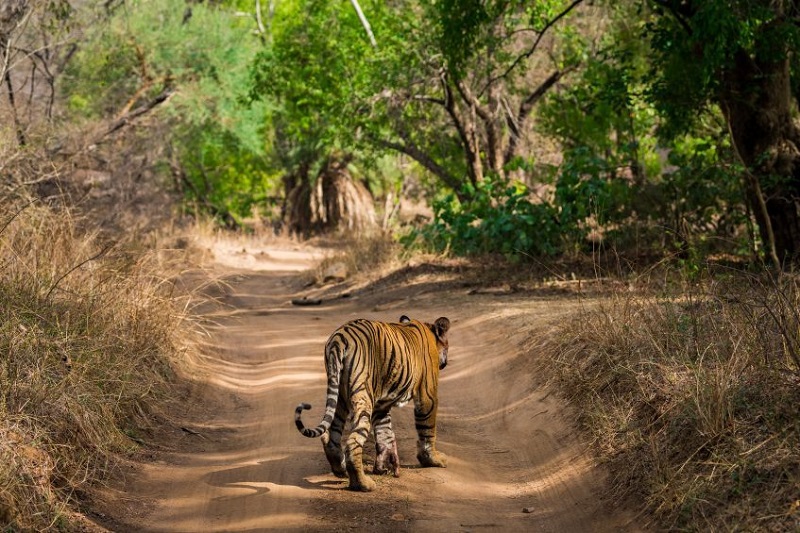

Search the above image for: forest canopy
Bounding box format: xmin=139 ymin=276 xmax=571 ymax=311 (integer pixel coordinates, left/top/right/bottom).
xmin=4 ymin=0 xmax=800 ymax=265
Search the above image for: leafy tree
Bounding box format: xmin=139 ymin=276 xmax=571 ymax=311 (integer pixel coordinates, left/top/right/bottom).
xmin=539 ymin=7 xmax=748 ymax=257
xmin=248 ymin=0 xmax=387 ymax=232
xmin=62 ymin=0 xmax=273 ymax=225
xmin=385 ymin=0 xmax=596 ymax=195
xmin=643 ymin=0 xmax=800 ymax=265
xmin=249 ymin=0 xmax=375 ymax=173
xmin=250 ymin=0 xmax=597 ymax=201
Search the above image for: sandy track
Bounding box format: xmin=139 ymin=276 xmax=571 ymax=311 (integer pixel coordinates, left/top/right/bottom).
xmin=106 ymin=244 xmax=638 ymax=532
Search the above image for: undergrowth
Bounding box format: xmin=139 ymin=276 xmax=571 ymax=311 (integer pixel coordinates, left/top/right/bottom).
xmin=0 ymin=192 xmax=188 ymax=530
xmin=546 ymin=266 xmax=800 ymax=530
xmin=309 ymin=231 xmax=401 ymax=284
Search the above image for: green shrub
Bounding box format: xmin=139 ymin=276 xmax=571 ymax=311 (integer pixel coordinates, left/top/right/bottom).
xmin=403 ymin=175 xmax=561 ymax=258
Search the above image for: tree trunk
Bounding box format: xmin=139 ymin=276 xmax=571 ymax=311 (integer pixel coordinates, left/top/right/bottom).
xmin=719 ymin=49 xmax=800 ymax=265
xmin=312 ymin=157 xmax=377 ymax=232
xmin=284 ymin=156 xmax=377 ymax=236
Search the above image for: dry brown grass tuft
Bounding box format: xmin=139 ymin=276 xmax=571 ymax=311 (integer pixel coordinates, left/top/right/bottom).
xmin=309 ymin=231 xmax=402 ymax=285
xmin=0 ymin=190 xmax=190 ymax=530
xmin=544 ymin=267 xmax=800 ymax=530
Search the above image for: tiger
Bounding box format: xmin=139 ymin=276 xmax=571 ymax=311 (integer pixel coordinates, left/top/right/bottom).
xmin=294 ymin=314 xmax=450 ymax=492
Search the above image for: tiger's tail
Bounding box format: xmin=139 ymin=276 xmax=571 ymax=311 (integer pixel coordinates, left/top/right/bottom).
xmin=295 ymin=402 xmax=330 ymax=438
xmin=295 ymin=337 xmax=343 ymax=438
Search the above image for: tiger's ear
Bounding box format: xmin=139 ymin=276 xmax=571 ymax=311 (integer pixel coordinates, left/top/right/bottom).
xmin=399 ymin=315 xmax=411 ymax=323
xmin=433 ymin=317 xmax=450 ymax=340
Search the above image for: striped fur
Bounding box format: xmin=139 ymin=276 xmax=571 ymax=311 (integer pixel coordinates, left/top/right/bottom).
xmin=295 ymin=315 xmax=450 ymax=492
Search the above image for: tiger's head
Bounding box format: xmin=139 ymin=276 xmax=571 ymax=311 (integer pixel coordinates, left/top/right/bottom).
xmin=400 ymin=315 xmax=450 ymax=370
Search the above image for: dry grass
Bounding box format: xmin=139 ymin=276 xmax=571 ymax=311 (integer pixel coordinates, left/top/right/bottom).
xmin=544 ymin=266 xmax=800 ymax=530
xmin=0 ymin=190 xmax=190 ymax=530
xmin=308 ymin=231 xmax=403 ymax=285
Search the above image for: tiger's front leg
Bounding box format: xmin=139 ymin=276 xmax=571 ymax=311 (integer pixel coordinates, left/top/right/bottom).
xmin=372 ymin=410 xmax=400 ymax=477
xmin=345 ymin=394 xmax=377 ymax=491
xmin=414 ymin=395 xmax=447 ymax=468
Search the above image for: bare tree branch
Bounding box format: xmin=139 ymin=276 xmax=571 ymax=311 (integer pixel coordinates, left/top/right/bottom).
xmin=255 ymin=0 xmax=267 ymax=36
xmin=349 ymin=0 xmax=377 ymax=47
xmin=455 ymin=79 xmax=506 ymax=173
xmin=480 ymin=0 xmax=584 ymax=97
xmin=455 ymin=79 xmax=492 ymax=123
xmin=102 ymin=86 xmax=174 ymax=139
xmin=374 ymin=136 xmax=462 ymax=192
xmin=4 ymin=64 xmax=26 ymax=145
xmin=504 ymin=68 xmax=570 ymax=164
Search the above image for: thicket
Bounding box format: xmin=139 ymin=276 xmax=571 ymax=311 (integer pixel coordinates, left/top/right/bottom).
xmin=240 ymin=0 xmax=780 ymax=265
xmin=1 ymin=1 xmax=192 ymax=527
xmin=50 ymin=0 xmax=796 ymax=265
xmin=62 ymin=0 xmax=276 ymax=227
xmin=0 ymin=189 xmax=187 ymax=529
xmin=545 ymin=268 xmax=800 ymax=530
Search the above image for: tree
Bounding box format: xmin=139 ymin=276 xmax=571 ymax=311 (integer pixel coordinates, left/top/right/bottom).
xmin=248 ymin=0 xmax=383 ymax=232
xmin=644 ymin=0 xmax=800 ymax=265
xmin=250 ymin=0 xmax=598 ymax=203
xmin=371 ymin=0 xmax=599 ymax=198
xmin=63 ymin=0 xmax=276 ymax=226
xmin=1 ymin=0 xmax=79 ymax=150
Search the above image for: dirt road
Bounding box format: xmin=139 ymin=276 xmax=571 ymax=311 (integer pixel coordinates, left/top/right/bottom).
xmin=103 ymin=241 xmax=638 ymax=532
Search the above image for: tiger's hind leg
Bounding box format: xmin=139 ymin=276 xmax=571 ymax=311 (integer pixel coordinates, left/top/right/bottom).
xmin=322 ymin=395 xmax=348 ymax=478
xmin=372 ymin=410 xmax=400 ymax=477
xmin=414 ymin=394 xmax=447 ymax=468
xmin=345 ymin=393 xmax=376 ymax=491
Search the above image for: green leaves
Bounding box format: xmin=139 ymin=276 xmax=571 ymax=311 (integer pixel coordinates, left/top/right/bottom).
xmin=62 ymin=0 xmax=275 ymax=222
xmin=644 ymin=0 xmax=800 ymax=138
xmin=406 ymin=174 xmax=562 ymax=258
xmin=249 ymin=0 xmax=384 ymax=168
xmin=432 ymin=0 xmax=493 ymax=75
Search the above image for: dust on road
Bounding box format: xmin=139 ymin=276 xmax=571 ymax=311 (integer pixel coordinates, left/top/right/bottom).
xmin=102 ymin=239 xmax=639 ymax=532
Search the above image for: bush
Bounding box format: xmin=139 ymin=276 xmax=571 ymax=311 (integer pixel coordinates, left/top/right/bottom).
xmin=403 ymin=175 xmax=561 ymax=258
xmin=0 ymin=193 xmax=186 ymax=530
xmin=545 ymin=268 xmax=800 ymax=530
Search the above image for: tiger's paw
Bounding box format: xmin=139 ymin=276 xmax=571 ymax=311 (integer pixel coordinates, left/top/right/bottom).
xmin=374 ymin=442 xmax=400 ymax=477
xmin=348 ymin=475 xmax=377 ymax=492
xmin=417 ymin=450 xmax=447 ymax=468
xmin=372 ymin=460 xmax=395 ymax=476
xmin=373 ymin=460 xmax=400 ymax=477
xmin=322 ymin=435 xmax=347 ymax=478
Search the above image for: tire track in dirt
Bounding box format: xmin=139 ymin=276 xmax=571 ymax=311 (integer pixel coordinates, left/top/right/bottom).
xmin=106 ymin=244 xmax=640 ymax=532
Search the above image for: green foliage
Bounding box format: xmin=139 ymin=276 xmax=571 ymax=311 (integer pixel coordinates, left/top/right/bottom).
xmin=249 ymin=0 xmax=383 ymax=169
xmin=654 ymin=134 xmax=747 ymax=249
xmin=432 ymin=0 xmax=587 ymax=76
xmin=178 ymin=124 xmax=278 ymax=222
xmin=62 ymin=0 xmax=275 ymax=221
xmin=554 ymin=146 xmax=633 ymax=236
xmin=644 ymin=1 xmax=800 ymax=137
xmin=538 ymin=11 xmax=750 ymax=257
xmin=404 ymin=175 xmax=561 ymax=257
xmin=433 ymin=0 xmax=495 ymax=75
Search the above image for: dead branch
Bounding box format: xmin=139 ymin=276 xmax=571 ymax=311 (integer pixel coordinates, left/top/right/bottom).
xmin=102 ymin=86 xmax=174 ymax=139
xmin=504 ymin=68 xmax=568 ymax=164
xmin=480 ymin=0 xmax=584 ymax=97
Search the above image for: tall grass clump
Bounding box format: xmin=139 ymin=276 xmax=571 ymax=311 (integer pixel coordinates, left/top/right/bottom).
xmin=546 ymin=267 xmax=800 ymax=530
xmin=310 ymin=231 xmax=401 ymax=284
xmin=0 ymin=192 xmax=187 ymax=530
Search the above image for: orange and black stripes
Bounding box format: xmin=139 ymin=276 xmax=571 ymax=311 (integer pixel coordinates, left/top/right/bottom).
xmin=294 ymin=315 xmax=450 ymax=491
